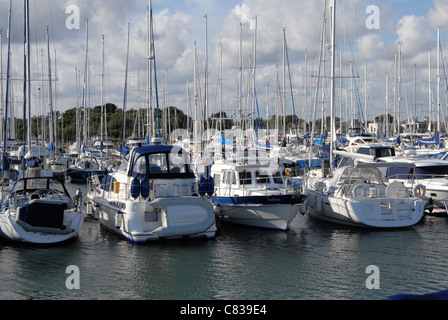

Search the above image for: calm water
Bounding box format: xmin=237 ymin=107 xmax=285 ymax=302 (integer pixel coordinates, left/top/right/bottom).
xmin=0 ymin=181 xmax=447 ymax=300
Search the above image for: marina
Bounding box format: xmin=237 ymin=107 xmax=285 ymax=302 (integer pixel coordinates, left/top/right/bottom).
xmin=1 ymin=0 xmax=448 ymax=302
xmin=0 ymin=180 xmax=447 ymax=300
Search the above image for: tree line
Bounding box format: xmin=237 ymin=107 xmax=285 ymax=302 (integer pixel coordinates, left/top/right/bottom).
xmin=11 ymin=103 xmax=402 ymax=146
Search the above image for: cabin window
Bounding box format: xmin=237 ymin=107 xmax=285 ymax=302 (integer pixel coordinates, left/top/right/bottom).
xmin=273 ymin=171 xmax=283 ymax=184
xmin=148 ymin=154 xmax=168 ymax=174
xmin=415 ymin=166 xmax=448 ymax=179
xmin=256 ymin=171 xmax=269 ymax=184
xmin=214 ymin=174 xmax=221 ymax=187
xmin=231 ymin=172 xmax=237 ymax=185
xmin=134 ymin=157 xmax=147 ymax=176
xmin=387 ymin=167 xmax=412 ymax=180
xmin=118 ymin=158 xmax=128 ymax=173
xmin=239 ymin=171 xmax=252 ymax=185
xmin=223 ymin=171 xmax=230 ymax=185
xmin=169 ymin=152 xmax=187 ymax=174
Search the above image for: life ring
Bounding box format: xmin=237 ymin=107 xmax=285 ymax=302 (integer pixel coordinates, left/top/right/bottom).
xmin=413 ymin=184 xmax=426 ymax=198
xmin=351 ymin=182 xmax=368 ymax=199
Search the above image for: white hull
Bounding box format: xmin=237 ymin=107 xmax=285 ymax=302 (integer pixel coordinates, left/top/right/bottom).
xmin=89 ymin=196 xmax=217 ymax=244
xmin=215 ymin=203 xmax=301 ymax=231
xmin=0 ymin=211 xmax=83 ymax=244
xmin=306 ymin=191 xmax=424 ymax=228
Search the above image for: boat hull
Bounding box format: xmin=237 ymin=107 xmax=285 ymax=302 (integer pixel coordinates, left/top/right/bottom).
xmin=67 ymin=168 xmax=106 ymax=183
xmin=88 ymin=196 xmax=217 ymax=244
xmin=212 ymin=194 xmax=305 ymax=231
xmin=306 ymin=192 xmax=424 ymax=228
xmin=0 ymin=211 xmax=84 ymax=244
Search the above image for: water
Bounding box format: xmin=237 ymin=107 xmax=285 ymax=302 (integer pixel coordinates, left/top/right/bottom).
xmin=0 ymin=181 xmax=447 ymax=300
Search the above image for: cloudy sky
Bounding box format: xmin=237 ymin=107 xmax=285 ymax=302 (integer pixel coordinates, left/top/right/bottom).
xmin=1 ymin=0 xmax=448 ymax=126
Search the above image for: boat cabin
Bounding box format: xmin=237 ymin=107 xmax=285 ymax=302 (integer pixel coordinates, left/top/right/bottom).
xmin=211 ymin=160 xmax=286 ymax=197
xmin=124 ymin=145 xmax=195 ymax=180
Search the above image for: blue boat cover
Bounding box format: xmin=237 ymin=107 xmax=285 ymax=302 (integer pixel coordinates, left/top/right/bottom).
xmin=386 ymin=289 xmax=448 ymax=300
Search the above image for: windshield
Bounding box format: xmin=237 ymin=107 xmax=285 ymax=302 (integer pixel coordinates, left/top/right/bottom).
xmin=12 ymin=178 xmax=69 ymax=195
xmin=131 ymin=151 xmax=194 ymax=179
xmin=415 ymin=166 xmax=448 ymax=179
xmin=336 ymin=167 xmax=384 ymax=185
xmin=387 ymin=165 xmax=448 ymax=180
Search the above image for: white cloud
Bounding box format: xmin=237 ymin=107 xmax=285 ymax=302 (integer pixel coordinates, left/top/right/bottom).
xmin=357 ymin=34 xmax=386 ymax=61
xmin=428 ymin=0 xmax=448 ymax=29
xmin=396 ymin=15 xmax=434 ymax=55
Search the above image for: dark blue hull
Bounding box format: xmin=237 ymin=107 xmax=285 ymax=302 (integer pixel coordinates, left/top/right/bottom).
xmin=212 ymin=194 xmax=306 ymax=206
xmin=67 ymin=168 xmax=107 ymax=183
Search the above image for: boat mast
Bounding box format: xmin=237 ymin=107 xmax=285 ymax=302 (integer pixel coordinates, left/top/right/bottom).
xmin=386 ymin=73 xmax=389 ymax=138
xmin=121 ymin=21 xmax=131 ymax=149
xmin=309 ymin=0 xmax=327 ymax=163
xmin=101 ymin=34 xmax=105 ymax=150
xmin=329 ymin=0 xmax=336 ymax=175
xmin=397 ymin=42 xmax=402 ymax=136
xmin=239 ymin=22 xmax=243 ymax=128
xmin=364 ymin=60 xmax=368 ymax=133
xmin=146 ymin=0 xmax=155 ymax=143
xmin=26 ymin=0 xmax=31 ymax=150
xmin=0 ymin=31 xmax=3 ymax=146
xmin=2 ymin=0 xmax=12 ymax=178
xmin=437 ymin=26 xmax=441 ymax=135
xmin=204 ymin=14 xmax=208 ymax=141
xmin=253 ymin=16 xmax=258 ymax=139
xmin=149 ymin=0 xmax=160 ymax=138
xmin=82 ymin=19 xmax=89 ymax=149
xmin=428 ymin=50 xmax=432 ymax=133
xmin=47 ymin=27 xmax=56 ymax=160
xmin=22 ymin=0 xmax=28 ymax=148
xmin=283 ymin=27 xmax=286 ymax=138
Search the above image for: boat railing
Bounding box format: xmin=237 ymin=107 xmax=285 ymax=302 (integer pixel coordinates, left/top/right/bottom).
xmin=88 ymin=175 xmax=196 ymax=200
xmin=215 ymin=175 xmax=296 ymax=197
xmin=388 ymin=173 xmax=448 ymax=185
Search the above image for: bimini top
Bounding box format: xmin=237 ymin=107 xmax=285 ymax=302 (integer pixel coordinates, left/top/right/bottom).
xmin=127 ymin=145 xmax=194 ymax=179
xmin=131 ymin=145 xmax=183 ymax=157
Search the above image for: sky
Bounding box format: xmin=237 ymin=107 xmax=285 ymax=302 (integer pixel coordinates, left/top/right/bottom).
xmin=1 ymin=0 xmax=448 ymax=129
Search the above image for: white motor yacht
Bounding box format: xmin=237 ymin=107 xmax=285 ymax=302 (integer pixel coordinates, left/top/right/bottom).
xmin=210 ymin=155 xmax=306 ymax=231
xmin=86 ymin=145 xmax=217 ymax=243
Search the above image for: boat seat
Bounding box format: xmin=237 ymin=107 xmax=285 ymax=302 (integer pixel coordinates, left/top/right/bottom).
xmin=17 ymin=200 xmax=68 ymax=230
xmin=150 ymin=166 xmax=162 ymax=174
xmin=170 ymin=167 xmax=181 ymax=174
